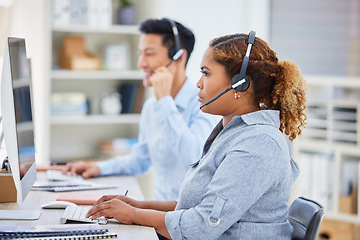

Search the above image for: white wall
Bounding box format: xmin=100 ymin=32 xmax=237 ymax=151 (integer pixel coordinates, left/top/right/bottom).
xmin=153 ymin=0 xmax=271 ymax=83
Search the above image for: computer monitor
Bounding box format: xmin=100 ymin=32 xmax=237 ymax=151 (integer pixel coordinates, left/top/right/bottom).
xmin=0 ymin=37 xmax=37 ymax=203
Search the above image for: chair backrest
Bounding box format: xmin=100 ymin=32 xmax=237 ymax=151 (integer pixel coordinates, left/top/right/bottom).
xmin=288 ymin=196 xmax=324 ymax=240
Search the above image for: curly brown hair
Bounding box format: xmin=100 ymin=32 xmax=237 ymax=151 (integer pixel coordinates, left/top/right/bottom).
xmin=210 ymin=33 xmax=306 ymax=141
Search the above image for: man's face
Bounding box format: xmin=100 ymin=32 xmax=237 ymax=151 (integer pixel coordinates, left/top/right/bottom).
xmin=137 ymin=33 xmax=172 ymax=86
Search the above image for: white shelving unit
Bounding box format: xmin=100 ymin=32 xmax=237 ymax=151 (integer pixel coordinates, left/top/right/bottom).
xmin=50 ymin=114 xmax=140 ymax=125
xmin=47 ymin=4 xmax=148 ymax=162
xmin=292 ymin=75 xmax=360 ymax=226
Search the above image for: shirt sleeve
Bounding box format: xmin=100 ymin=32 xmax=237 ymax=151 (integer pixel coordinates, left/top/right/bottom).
xmin=96 ymin=140 xmax=152 ymax=176
xmin=154 ymin=96 xmax=219 ymax=168
xmin=165 ymin=135 xmax=287 ymax=239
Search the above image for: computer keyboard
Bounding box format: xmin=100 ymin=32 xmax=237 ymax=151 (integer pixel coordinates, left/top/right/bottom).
xmin=60 ymin=205 xmax=107 ymax=225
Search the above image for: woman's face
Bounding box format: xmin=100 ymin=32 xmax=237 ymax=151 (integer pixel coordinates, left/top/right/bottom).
xmin=197 ymin=47 xmax=235 ymax=116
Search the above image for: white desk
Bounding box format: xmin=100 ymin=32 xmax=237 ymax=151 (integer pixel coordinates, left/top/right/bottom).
xmin=0 ymin=172 xmax=159 ymax=239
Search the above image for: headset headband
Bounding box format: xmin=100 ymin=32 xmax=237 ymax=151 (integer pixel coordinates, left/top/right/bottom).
xmin=163 ymin=18 xmax=183 ymax=61
xmin=238 ymin=31 xmax=256 ymax=79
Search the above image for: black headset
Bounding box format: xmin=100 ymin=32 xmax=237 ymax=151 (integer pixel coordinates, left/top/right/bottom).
xmin=231 ymin=30 xmax=256 ymax=92
xmin=163 ymin=18 xmax=184 ymax=65
xmin=200 ymin=31 xmax=256 ymax=109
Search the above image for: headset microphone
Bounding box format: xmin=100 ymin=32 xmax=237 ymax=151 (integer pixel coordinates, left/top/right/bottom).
xmin=200 ymin=31 xmax=256 ymax=109
xmin=199 ymin=79 xmax=247 ymax=109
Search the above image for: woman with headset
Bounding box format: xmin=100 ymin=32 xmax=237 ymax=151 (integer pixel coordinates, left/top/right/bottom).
xmin=86 ymin=32 xmax=307 ymax=240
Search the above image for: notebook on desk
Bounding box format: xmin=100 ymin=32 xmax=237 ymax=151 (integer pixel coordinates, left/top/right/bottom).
xmin=0 ymin=224 xmax=116 ymax=239
xmin=57 ymin=192 xmax=104 ymax=205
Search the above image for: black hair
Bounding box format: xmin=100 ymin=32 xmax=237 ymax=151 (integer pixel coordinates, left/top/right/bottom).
xmin=139 ymin=18 xmax=195 ymax=65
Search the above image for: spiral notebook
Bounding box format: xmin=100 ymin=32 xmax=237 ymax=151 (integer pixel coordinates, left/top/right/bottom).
xmin=0 ymin=224 xmax=117 ymax=239
xmin=21 ymin=232 xmax=117 ymax=239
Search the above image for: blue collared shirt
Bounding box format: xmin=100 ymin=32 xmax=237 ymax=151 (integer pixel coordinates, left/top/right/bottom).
xmin=96 ymin=79 xmax=219 ymax=200
xmin=165 ymin=110 xmax=299 ymax=239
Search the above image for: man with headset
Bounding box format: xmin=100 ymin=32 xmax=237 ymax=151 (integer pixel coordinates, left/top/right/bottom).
xmin=63 ymin=18 xmax=219 ymax=201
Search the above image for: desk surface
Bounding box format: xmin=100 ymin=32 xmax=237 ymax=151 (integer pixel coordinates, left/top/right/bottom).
xmin=0 ymin=172 xmax=159 ymax=240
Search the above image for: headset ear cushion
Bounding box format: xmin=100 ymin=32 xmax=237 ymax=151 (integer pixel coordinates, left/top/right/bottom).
xmin=231 ymin=74 xmax=250 ymax=92
xmin=168 ymin=47 xmax=176 ymax=60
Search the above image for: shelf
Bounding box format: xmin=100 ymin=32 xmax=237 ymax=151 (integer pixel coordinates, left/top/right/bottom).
xmin=295 ymin=139 xmax=360 ymax=155
xmin=52 ymin=25 xmax=140 ymax=35
xmin=51 ymin=70 xmax=143 ymax=80
xmin=306 ymin=75 xmax=360 ymax=87
xmin=325 ymin=212 xmax=360 ymax=224
xmin=308 ymin=99 xmax=360 ymax=107
xmin=50 ymin=114 xmax=141 ymax=125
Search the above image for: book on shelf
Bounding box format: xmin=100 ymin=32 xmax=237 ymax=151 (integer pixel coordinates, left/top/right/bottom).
xmin=339 ymin=159 xmax=359 ymax=215
xmin=296 ymin=152 xmax=334 ymax=212
xmin=118 ymin=83 xmax=144 ymax=114
xmin=51 ymin=92 xmax=88 ymax=116
xmin=52 ymin=0 xmax=112 ymax=28
xmin=134 ymin=84 xmax=145 ymax=113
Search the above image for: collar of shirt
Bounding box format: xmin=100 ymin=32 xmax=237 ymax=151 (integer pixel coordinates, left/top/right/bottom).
xmin=173 ymin=78 xmax=196 ymax=111
xmin=231 ymin=110 xmax=281 ymax=129
xmin=202 ymin=110 xmax=281 ymax=156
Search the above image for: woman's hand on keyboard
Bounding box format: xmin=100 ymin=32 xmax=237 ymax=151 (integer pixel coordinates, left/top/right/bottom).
xmin=86 ymin=197 xmax=136 ymax=225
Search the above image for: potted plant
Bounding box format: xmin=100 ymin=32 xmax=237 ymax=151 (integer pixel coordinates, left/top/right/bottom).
xmin=116 ymin=0 xmax=137 ymax=25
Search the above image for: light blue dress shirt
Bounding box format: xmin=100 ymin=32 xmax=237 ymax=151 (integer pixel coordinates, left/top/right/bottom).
xmin=96 ymin=79 xmax=219 ymax=200
xmin=165 ymin=110 xmax=299 ymax=239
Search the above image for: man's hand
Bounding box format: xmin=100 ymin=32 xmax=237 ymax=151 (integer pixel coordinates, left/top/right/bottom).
xmin=149 ymin=66 xmax=174 ymax=99
xmin=62 ymin=161 xmax=101 ymax=179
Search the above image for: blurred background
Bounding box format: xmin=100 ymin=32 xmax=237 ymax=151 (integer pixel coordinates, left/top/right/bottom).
xmin=1 ymin=1 xmax=359 ymax=238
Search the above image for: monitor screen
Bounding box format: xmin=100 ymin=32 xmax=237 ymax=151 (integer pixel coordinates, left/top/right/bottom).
xmin=1 ymin=37 xmax=38 ymax=203
xmin=9 ymin=38 xmax=35 ymax=180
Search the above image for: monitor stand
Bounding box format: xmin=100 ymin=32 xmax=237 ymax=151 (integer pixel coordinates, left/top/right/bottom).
xmin=0 ymin=210 xmax=41 ymax=220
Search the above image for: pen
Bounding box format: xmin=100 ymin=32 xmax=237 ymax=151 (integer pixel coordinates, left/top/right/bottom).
xmin=32 ymin=184 xmax=91 ymax=188
xmin=124 ymin=190 xmax=128 ymax=196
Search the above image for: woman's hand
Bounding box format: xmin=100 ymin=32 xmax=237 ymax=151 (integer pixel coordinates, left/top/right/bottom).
xmin=88 ymin=195 xmax=171 ymax=238
xmin=87 ymin=197 xmax=136 ymax=225
xmin=93 ymin=195 xmax=141 ymax=208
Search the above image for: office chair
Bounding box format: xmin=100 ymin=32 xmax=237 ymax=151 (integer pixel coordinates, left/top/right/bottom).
xmin=288 ymin=196 xmax=324 ymax=240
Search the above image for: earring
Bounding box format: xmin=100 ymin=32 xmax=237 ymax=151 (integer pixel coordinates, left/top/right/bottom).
xmin=234 ymin=92 xmax=240 ymax=100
